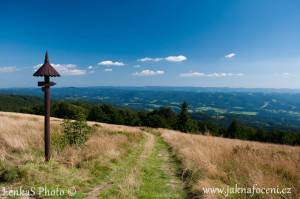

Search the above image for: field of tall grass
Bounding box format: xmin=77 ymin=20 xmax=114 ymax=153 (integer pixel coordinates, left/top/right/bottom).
xmin=155 ymin=128 xmax=300 ymax=198
xmin=0 ymin=112 xmax=143 ymax=198
xmin=1 ymin=111 xmax=299 ymax=198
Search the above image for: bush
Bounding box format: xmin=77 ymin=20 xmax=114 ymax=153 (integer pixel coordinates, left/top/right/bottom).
xmin=58 ymin=113 xmax=91 ymax=147
xmin=0 ymin=165 xmax=28 ymax=183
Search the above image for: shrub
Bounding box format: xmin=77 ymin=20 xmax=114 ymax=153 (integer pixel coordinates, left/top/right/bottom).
xmin=58 ymin=113 xmax=91 ymax=147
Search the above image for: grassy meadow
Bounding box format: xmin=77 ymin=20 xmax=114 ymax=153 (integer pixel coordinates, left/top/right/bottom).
xmin=0 ymin=111 xmax=299 ymax=198
xmin=0 ymin=112 xmax=144 ymax=198
xmin=155 ymin=128 xmax=300 ymax=198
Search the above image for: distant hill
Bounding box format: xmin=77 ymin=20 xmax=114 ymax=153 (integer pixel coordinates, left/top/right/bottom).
xmin=0 ymin=94 xmax=44 ymax=112
xmin=1 ymin=87 xmax=300 ymax=132
xmin=78 ymin=86 xmax=300 ymax=93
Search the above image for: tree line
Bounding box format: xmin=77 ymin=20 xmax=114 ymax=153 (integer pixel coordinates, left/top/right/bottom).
xmin=19 ymin=100 xmax=300 ymax=146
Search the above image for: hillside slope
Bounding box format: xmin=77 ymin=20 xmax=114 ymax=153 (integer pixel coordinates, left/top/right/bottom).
xmin=0 ymin=112 xmax=299 ymax=198
xmin=0 ymin=112 xmax=145 ymax=198
xmin=2 ymin=89 xmax=300 ymax=132
xmin=0 ymin=112 xmax=186 ymax=198
xmin=0 ymin=94 xmax=44 ymax=112
xmin=155 ymin=128 xmax=300 ymax=198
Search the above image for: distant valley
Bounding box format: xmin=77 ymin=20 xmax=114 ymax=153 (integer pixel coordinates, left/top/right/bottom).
xmin=1 ymin=86 xmax=300 ymax=132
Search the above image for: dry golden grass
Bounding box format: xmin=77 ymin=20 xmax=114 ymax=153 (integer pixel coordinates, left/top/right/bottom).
xmin=0 ymin=111 xmax=143 ymax=195
xmin=0 ymin=112 xmax=46 ymax=161
xmin=0 ymin=111 xmax=143 ymax=161
xmin=155 ymin=128 xmax=300 ymax=199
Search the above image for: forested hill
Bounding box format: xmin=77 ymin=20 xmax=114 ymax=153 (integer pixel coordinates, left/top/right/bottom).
xmin=1 ymin=87 xmax=300 ymax=131
xmin=0 ymin=94 xmax=44 ymax=112
xmin=2 ymin=85 xmax=300 ymax=131
xmin=1 ymin=87 xmax=300 ymax=115
xmin=0 ymin=94 xmax=299 ymax=146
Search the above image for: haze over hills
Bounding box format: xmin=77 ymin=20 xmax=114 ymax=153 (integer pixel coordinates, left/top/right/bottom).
xmin=86 ymin=86 xmax=300 ymax=93
xmin=1 ymin=86 xmax=300 ymax=132
xmin=2 ymin=86 xmax=300 ymax=93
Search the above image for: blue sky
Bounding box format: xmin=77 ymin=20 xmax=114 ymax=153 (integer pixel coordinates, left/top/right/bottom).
xmin=0 ymin=0 xmax=300 ymax=88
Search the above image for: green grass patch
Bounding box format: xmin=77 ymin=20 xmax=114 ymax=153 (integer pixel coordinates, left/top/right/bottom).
xmin=99 ymin=133 xmax=187 ymax=199
xmin=97 ymin=134 xmax=147 ymax=198
xmin=1 ymin=129 xmax=143 ymax=198
xmin=136 ymin=136 xmax=187 ymax=199
xmin=229 ymin=111 xmax=258 ymax=116
xmin=195 ymin=107 xmax=227 ymax=114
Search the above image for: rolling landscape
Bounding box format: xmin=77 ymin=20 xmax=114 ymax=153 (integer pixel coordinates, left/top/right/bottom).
xmin=0 ymin=111 xmax=299 ymax=198
xmin=0 ymin=89 xmax=299 ymax=198
xmin=2 ymin=86 xmax=300 ymax=132
xmin=1 ymin=0 xmax=300 ymax=198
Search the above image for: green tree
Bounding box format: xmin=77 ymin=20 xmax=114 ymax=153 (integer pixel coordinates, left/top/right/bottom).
xmin=189 ymin=120 xmax=200 ymax=134
xmin=31 ymin=104 xmax=45 ymax=115
xmin=254 ymin=127 xmax=268 ymax=142
xmin=157 ymin=107 xmax=178 ymax=129
xmin=178 ymin=101 xmax=192 ymax=133
xmin=118 ymin=109 xmax=140 ymax=126
xmin=59 ymin=113 xmax=91 ymax=147
xmin=52 ymin=101 xmax=76 ymax=119
xmin=238 ymin=126 xmax=256 ymax=140
xmin=88 ymin=104 xmax=121 ymax=124
xmin=227 ymin=119 xmax=239 ymax=138
xmin=198 ymin=121 xmax=219 ymax=136
xmin=145 ymin=107 xmax=178 ymax=129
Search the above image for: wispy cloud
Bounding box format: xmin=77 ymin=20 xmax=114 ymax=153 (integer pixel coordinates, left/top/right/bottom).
xmin=137 ymin=57 xmax=163 ymax=62
xmin=88 ymin=66 xmax=93 ymax=69
xmin=89 ymin=70 xmax=95 ymax=74
xmin=104 ymin=68 xmax=113 ymax=72
xmin=133 ymin=65 xmax=141 ymax=68
xmin=97 ymin=61 xmax=125 ymax=66
xmin=165 ymin=55 xmax=187 ymax=62
xmin=180 ymin=72 xmax=205 ymax=77
xmin=137 ymin=55 xmax=187 ymax=62
xmin=52 ymin=64 xmax=86 ymax=75
xmin=0 ymin=66 xmax=20 ymax=73
xmin=282 ymin=72 xmax=290 ymax=76
xmin=132 ymin=70 xmax=164 ymax=76
xmin=33 ymin=63 xmax=86 ymax=75
xmin=180 ymin=72 xmax=244 ymax=77
xmin=225 ymin=53 xmax=236 ymax=58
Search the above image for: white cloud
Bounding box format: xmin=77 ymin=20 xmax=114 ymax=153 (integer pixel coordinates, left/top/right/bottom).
xmin=51 ymin=64 xmax=86 ymax=75
xmin=97 ymin=61 xmax=125 ymax=66
xmin=33 ymin=64 xmax=42 ymax=69
xmin=0 ymin=66 xmax=20 ymax=73
xmin=132 ymin=70 xmax=164 ymax=76
xmin=165 ymin=55 xmax=187 ymax=62
xmin=137 ymin=55 xmax=187 ymax=62
xmin=133 ymin=65 xmax=141 ymax=68
xmin=104 ymin=68 xmax=113 ymax=72
xmin=88 ymin=66 xmax=93 ymax=69
xmin=180 ymin=72 xmax=205 ymax=77
xmin=282 ymin=72 xmax=290 ymax=76
xmin=33 ymin=63 xmax=86 ymax=75
xmin=180 ymin=72 xmax=244 ymax=77
xmin=137 ymin=57 xmax=163 ymax=62
xmin=225 ymin=53 xmax=236 ymax=58
xmin=89 ymin=71 xmax=95 ymax=74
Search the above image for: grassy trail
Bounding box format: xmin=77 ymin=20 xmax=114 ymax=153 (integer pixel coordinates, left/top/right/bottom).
xmin=89 ymin=129 xmax=187 ymax=199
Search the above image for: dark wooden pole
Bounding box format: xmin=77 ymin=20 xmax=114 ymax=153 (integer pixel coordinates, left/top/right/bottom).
xmin=44 ymin=76 xmax=50 ymax=162
xmin=33 ymin=51 xmax=60 ymax=162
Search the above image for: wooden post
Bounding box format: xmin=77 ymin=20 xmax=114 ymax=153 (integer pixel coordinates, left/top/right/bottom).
xmin=44 ymin=76 xmax=50 ymax=162
xmin=33 ymin=51 xmax=60 ymax=162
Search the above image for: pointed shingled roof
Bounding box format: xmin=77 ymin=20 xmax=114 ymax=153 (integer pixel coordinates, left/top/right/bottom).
xmin=33 ymin=51 xmax=61 ymax=77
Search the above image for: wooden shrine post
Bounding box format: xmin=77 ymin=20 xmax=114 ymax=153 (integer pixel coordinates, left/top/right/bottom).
xmin=33 ymin=51 xmax=60 ymax=162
